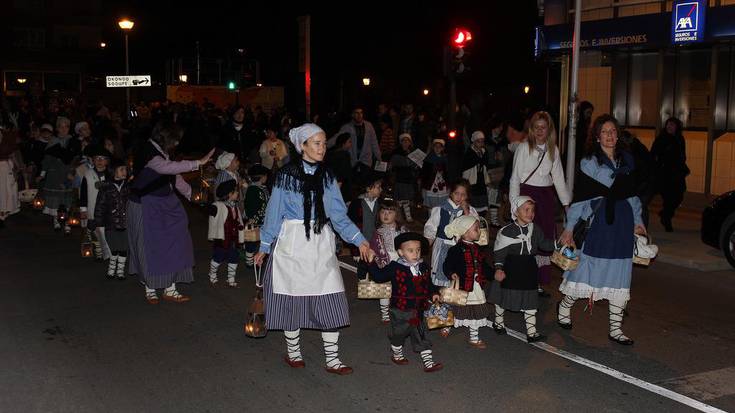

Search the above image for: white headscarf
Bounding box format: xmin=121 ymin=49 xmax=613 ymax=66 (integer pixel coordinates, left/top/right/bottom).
xmin=471 ymin=131 xmax=485 ymax=143
xmin=215 ymin=152 xmax=235 ymax=170
xmin=289 ymin=123 xmax=324 ymax=153
xmin=513 ymin=196 xmax=535 ymax=213
xmin=443 ymin=215 xmax=479 ymax=240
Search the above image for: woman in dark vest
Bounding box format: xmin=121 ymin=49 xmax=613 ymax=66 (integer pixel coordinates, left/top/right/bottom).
xmin=128 ymin=121 xmax=214 ymax=304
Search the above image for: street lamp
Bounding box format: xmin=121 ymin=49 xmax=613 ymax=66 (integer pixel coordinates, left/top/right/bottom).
xmin=179 ymin=74 xmax=188 ymax=83
xmin=100 ymin=42 xmax=107 ymax=49
xmin=362 ymin=77 xmax=371 ymax=87
xmin=17 ymin=78 xmax=27 ymax=84
xmin=423 ymin=88 xmax=430 ymax=96
xmin=523 ymin=85 xmax=531 ymax=94
xmin=118 ymin=18 xmax=134 ymax=118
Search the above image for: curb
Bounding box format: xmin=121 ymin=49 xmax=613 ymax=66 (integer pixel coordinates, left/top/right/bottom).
xmin=655 ymin=251 xmax=732 ymax=272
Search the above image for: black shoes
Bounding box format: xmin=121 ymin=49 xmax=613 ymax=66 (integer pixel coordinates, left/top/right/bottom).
xmin=527 ymin=334 xmax=547 ymax=343
xmin=608 ymin=334 xmax=634 ymax=346
xmin=556 ymin=300 xmax=573 ymax=330
xmin=492 ymin=323 xmax=507 ymax=335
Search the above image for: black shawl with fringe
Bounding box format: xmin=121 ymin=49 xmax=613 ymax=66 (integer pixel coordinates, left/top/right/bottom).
xmin=274 ymin=159 xmax=335 ymax=240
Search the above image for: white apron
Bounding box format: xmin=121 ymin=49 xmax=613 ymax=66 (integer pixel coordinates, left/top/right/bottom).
xmin=0 ymin=160 xmax=20 ymax=215
xmin=272 ymin=219 xmax=344 ymax=296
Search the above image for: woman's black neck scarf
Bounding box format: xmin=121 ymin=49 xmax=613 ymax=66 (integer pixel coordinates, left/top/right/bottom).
xmin=274 ymin=159 xmax=334 ymax=240
xmin=572 ymin=153 xmax=637 ymax=225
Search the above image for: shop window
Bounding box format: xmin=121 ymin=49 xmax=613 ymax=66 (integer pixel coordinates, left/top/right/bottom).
xmin=627 ymin=53 xmax=659 ymax=127
xmin=674 ymin=49 xmax=711 ymax=128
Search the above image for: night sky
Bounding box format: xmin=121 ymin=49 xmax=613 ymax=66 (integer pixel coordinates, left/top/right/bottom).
xmin=99 ymin=1 xmax=544 ymax=114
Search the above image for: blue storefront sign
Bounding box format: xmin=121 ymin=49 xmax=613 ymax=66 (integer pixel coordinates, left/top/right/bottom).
xmin=672 ymin=0 xmax=707 ymax=44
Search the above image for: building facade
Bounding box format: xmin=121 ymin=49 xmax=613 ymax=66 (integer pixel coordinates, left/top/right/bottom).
xmin=538 ymin=0 xmax=735 ymax=195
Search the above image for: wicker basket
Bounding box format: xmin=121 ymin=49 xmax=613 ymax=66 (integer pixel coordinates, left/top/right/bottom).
xmin=426 ymin=310 xmax=455 ymax=329
xmin=633 ymin=234 xmax=654 ymax=266
xmin=439 ymin=279 xmax=468 ymax=306
xmin=357 ymin=276 xmax=392 ymax=299
xmin=477 ymin=217 xmax=489 ymax=246
xmin=551 ymin=248 xmax=579 ymax=271
xmin=243 ymin=224 xmax=260 ymax=242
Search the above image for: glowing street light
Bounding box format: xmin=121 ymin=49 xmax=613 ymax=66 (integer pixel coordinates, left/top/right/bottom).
xmin=423 ymin=89 xmax=430 ymax=96
xmin=362 ymin=77 xmax=371 ymax=87
xmin=17 ymin=78 xmax=27 ymax=84
xmin=523 ymin=85 xmax=531 ymax=94
xmin=118 ymin=19 xmax=134 ymax=30
xmin=100 ymin=42 xmax=107 ymax=49
xmin=256 ymin=83 xmax=263 ymax=87
xmin=179 ymin=74 xmax=188 ymax=83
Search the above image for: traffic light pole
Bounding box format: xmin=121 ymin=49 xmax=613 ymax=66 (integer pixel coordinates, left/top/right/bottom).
xmin=449 ymin=74 xmax=457 ymax=130
xmin=565 ymin=0 xmax=582 ymax=193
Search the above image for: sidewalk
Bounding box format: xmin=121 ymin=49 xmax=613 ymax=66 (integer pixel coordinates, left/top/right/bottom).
xmin=645 ymin=192 xmax=730 ymax=272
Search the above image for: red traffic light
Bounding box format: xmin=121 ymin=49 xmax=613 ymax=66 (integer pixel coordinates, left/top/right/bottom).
xmin=453 ymin=28 xmax=472 ymax=48
xmin=448 ymin=130 xmax=457 ymax=139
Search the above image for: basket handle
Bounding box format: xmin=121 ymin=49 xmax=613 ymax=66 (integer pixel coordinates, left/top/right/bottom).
xmin=254 ymin=264 xmax=263 ymax=288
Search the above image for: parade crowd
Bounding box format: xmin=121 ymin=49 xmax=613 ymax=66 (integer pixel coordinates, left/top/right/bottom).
xmin=0 ymin=94 xmax=686 ymax=375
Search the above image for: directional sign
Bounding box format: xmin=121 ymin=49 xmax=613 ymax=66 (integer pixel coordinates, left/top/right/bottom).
xmin=106 ymin=75 xmax=152 ymax=88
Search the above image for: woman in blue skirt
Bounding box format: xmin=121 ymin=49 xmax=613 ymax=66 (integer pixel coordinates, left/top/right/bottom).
xmin=558 ymin=114 xmax=646 ymax=345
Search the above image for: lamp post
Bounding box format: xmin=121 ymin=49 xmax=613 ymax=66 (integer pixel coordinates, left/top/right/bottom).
xmin=118 ymin=18 xmax=134 ymax=119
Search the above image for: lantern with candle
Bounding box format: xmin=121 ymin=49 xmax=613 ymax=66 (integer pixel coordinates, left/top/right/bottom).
xmin=244 ymin=265 xmax=267 ymax=338
xmin=56 ymin=204 xmax=68 ymax=222
xmin=32 ymin=194 xmax=45 ymax=210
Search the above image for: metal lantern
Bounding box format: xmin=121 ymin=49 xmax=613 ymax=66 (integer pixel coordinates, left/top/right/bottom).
xmin=81 ymin=241 xmax=94 ymax=258
xmin=244 ymin=288 xmax=267 ymax=338
xmin=32 ymin=195 xmax=45 ymax=210
xmin=68 ymin=209 xmax=81 ymax=226
xmin=56 ymin=205 xmax=68 ymax=222
xmin=192 ymin=167 xmax=210 ymax=206
xmin=244 ymin=265 xmax=267 ymax=338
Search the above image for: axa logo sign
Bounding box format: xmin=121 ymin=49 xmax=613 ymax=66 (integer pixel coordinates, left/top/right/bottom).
xmin=674 ymin=2 xmax=699 ymax=32
xmin=672 ymin=0 xmax=706 ymax=44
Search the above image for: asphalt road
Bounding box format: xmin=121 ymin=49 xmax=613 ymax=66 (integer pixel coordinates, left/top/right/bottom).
xmin=2 ymin=205 xmax=734 ymax=413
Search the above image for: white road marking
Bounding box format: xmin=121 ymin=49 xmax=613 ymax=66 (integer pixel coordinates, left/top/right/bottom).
xmin=337 ymin=261 xmax=728 ymax=413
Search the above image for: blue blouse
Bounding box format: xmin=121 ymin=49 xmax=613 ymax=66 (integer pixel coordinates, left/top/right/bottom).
xmin=259 ymin=161 xmax=367 ymax=253
xmin=564 ymin=157 xmax=643 ymax=232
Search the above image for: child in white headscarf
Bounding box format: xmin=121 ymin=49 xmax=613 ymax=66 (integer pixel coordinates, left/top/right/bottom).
xmin=488 ymin=196 xmax=557 ymax=343
xmin=214 ymin=151 xmax=245 ymax=211
xmin=442 ymin=215 xmax=493 ymax=348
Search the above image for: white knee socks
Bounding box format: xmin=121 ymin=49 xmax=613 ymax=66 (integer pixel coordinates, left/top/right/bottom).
xmin=524 ymin=309 xmax=539 ymax=337
xmin=107 ymin=256 xmax=118 ymax=277
xmin=322 ymin=331 xmax=344 ymax=369
xmin=391 ymin=345 xmax=405 ymax=361
xmin=494 ymin=304 xmax=505 ymax=328
xmin=116 ymin=256 xmax=126 ymax=279
xmin=379 ymin=298 xmax=390 ymax=322
xmin=609 ymin=299 xmax=630 ymax=340
xmin=469 ymin=327 xmax=480 ymax=343
xmin=227 ymin=263 xmax=237 ymax=284
xmin=209 ymin=260 xmax=219 ymax=282
xmin=420 ymin=350 xmax=435 ymax=369
xmin=284 ymin=329 xmax=302 ymax=362
xmin=558 ymin=295 xmax=576 ymax=326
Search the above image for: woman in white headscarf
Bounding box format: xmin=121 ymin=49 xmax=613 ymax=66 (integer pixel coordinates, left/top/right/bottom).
xmin=254 ymin=123 xmax=372 ymax=376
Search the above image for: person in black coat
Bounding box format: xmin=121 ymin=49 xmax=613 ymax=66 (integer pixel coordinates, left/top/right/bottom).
xmin=326 ymin=132 xmax=353 ymax=202
xmin=217 ymin=105 xmax=247 ymax=160
xmin=651 ymin=117 xmax=688 ymax=232
xmin=620 ymin=130 xmax=653 ymax=227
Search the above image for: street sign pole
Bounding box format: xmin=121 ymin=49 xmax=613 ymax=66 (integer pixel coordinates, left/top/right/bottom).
xmin=124 ymin=32 xmax=130 ymax=119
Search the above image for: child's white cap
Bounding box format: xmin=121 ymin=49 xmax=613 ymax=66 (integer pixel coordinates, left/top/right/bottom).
xmin=444 ymin=215 xmax=479 ymax=240
xmin=513 ymin=196 xmax=535 ymax=212
xmin=215 ymin=152 xmax=235 ymax=170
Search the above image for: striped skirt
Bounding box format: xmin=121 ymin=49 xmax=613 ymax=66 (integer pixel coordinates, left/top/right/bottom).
xmin=126 ymin=201 xmax=193 ymax=289
xmin=263 ymin=240 xmax=350 ymax=331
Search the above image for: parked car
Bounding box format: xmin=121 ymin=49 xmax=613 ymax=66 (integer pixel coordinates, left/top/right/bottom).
xmin=701 ymin=190 xmax=735 ymax=269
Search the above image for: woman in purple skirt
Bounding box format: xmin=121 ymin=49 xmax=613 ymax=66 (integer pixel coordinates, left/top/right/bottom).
xmin=509 ymin=111 xmax=571 ymax=296
xmin=127 ymin=121 xmax=214 ymax=304
xmin=254 ymin=123 xmax=371 ymax=376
